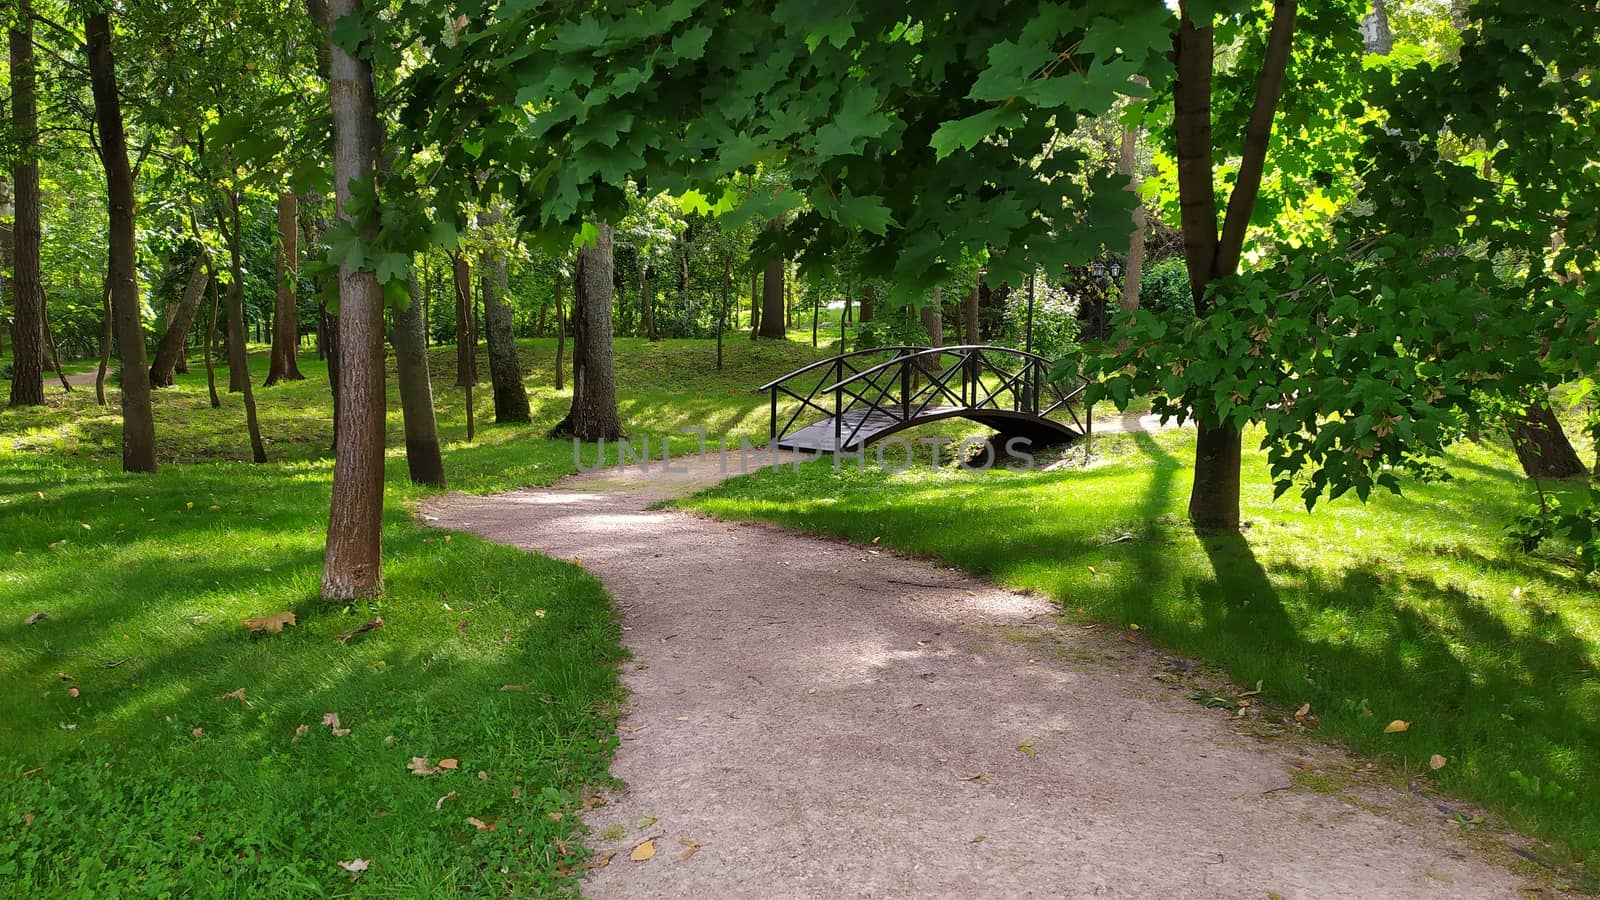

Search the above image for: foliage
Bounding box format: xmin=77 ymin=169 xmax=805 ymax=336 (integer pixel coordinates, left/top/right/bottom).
xmin=1137 ymin=257 xmax=1194 ymax=321
xmin=687 ymin=429 xmax=1600 ymax=881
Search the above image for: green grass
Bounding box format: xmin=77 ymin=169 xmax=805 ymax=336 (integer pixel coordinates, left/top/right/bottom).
xmin=685 ymin=427 xmax=1600 ymax=879
xmin=0 ymin=335 xmax=829 ymax=894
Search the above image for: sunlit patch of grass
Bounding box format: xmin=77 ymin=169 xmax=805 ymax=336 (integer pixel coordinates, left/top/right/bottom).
xmin=686 ymin=428 xmax=1600 ymax=881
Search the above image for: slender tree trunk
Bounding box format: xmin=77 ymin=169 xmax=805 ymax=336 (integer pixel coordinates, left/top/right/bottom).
xmin=204 ymin=266 xmax=221 ymax=408
xmin=392 ymin=271 xmax=445 ymax=486
xmin=841 ymin=278 xmax=853 ymax=353
xmin=859 ymin=289 xmax=873 ymax=324
xmin=642 ymin=260 xmax=656 ymax=341
xmin=919 ymin=288 xmax=944 ymax=373
xmin=225 ymin=195 xmax=267 ymax=463
xmin=94 ymin=280 xmax=112 ymax=406
xmin=717 ymin=250 xmax=729 ymax=370
xmin=452 ymin=253 xmax=475 ymax=385
xmin=759 ymin=236 xmax=786 ymax=339
xmin=86 ymin=11 xmax=156 ymax=472
xmin=265 ymin=191 xmax=304 ymax=384
xmin=477 ymin=210 xmax=531 ymax=423
xmin=314 ymin=0 xmax=386 ymax=599
xmin=964 ymin=283 xmax=980 ymax=345
xmin=553 ymin=266 xmax=566 ymax=390
xmin=42 ymin=304 xmax=69 ymax=391
xmin=150 ymin=264 xmax=208 ymax=386
xmin=550 ymin=222 xmax=622 ymax=441
xmin=811 ymin=289 xmax=820 ymax=347
xmin=1512 ymin=402 xmax=1586 ymax=479
xmin=1119 ymin=115 xmax=1146 ymax=316
xmin=749 ymin=271 xmax=760 ymax=339
xmin=7 ymin=0 xmax=43 ymax=407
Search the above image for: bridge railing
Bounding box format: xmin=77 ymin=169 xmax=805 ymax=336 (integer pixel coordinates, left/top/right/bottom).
xmin=756 ymin=346 xmax=922 ymax=443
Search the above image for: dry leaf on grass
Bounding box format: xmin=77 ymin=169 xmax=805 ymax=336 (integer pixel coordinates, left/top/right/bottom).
xmin=466 ymin=816 xmax=496 ymax=832
xmin=335 ymin=617 xmax=383 ymax=645
xmin=336 ymin=859 xmax=369 ymax=879
xmin=629 ymin=839 xmax=656 ymax=861
xmin=190 ymin=727 xmax=204 ymax=738
xmin=435 ymin=791 xmax=458 ymax=810
xmin=407 ymin=757 xmax=445 ymax=776
xmin=219 ymin=688 xmax=249 ymax=706
xmin=322 ymin=712 xmax=350 ymax=737
xmin=678 ymin=839 xmax=701 ymax=861
xmin=1384 ymin=719 xmax=1410 ymax=734
xmin=67 ymin=687 xmax=80 ymax=698
xmin=292 ymin=724 xmax=309 ymax=742
xmin=243 ymin=611 xmax=296 ymax=635
xmin=1429 ymin=754 xmax=1448 ymax=770
xmin=23 ymin=612 xmax=48 ymax=626
xmin=438 ymin=758 xmax=459 ymax=770
xmin=500 ymin=684 xmax=527 ymax=692
xmin=22 ymin=812 xmax=35 ymax=827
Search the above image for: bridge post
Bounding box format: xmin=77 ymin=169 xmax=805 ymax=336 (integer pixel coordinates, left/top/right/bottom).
xmin=770 ymin=388 xmax=778 ymax=441
xmin=900 ymin=355 xmax=911 ymax=420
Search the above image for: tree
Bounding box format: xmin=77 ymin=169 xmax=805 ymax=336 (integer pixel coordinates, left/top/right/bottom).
xmin=452 ymin=253 xmax=474 ymax=386
xmin=314 ymin=0 xmax=386 ymax=600
xmin=392 ymin=272 xmax=445 ymax=486
xmin=757 ymin=224 xmax=786 ymax=339
xmin=265 ymin=191 xmax=305 ymax=384
xmin=8 ymin=0 xmax=43 ymax=407
xmin=476 ymin=208 xmax=530 ymax=424
xmin=149 ymin=263 xmax=209 ymax=387
xmin=550 ymin=223 xmax=622 ymax=442
xmin=86 ymin=9 xmax=157 ymax=473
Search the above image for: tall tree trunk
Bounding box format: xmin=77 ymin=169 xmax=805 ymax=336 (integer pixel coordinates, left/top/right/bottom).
xmin=8 ymin=1 xmax=43 ymax=407
xmin=150 ymin=264 xmax=208 ymax=386
xmin=919 ymin=288 xmax=944 ymax=373
xmin=550 ymin=222 xmax=622 ymax=441
xmin=477 ymin=210 xmax=531 ymax=424
xmin=717 ymin=250 xmax=729 ymax=370
xmin=1512 ymin=402 xmax=1586 ymax=479
xmin=1175 ymin=0 xmax=1296 ymax=530
xmin=749 ymin=271 xmax=760 ymax=339
xmin=859 ymin=289 xmax=873 ymax=324
xmin=86 ymin=11 xmax=156 ymax=472
xmin=758 ymin=236 xmax=786 ymax=339
xmin=265 ymin=191 xmax=304 ymax=384
xmin=392 ymin=272 xmax=445 ymax=486
xmin=963 ymin=283 xmax=980 ymax=345
xmin=642 ymin=260 xmax=656 ymax=341
xmin=42 ymin=304 xmax=70 ymax=391
xmin=811 ymin=288 xmax=820 ymax=347
xmin=1118 ymin=114 xmax=1147 ymax=316
xmin=204 ymin=265 xmax=222 ymax=408
xmin=841 ymin=278 xmax=853 ymax=353
xmin=315 ymin=0 xmax=386 ymax=599
xmin=1362 ymin=0 xmax=1394 ymax=55
xmin=553 ymin=265 xmax=566 ymax=390
xmin=94 ymin=280 xmax=111 ymax=406
xmin=452 ymin=253 xmax=475 ymax=385
xmin=225 ymin=195 xmax=268 ymax=463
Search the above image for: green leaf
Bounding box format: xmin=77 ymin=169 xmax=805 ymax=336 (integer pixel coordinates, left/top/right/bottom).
xmin=836 ymin=191 xmax=896 ymax=235
xmin=929 ymin=108 xmax=1009 ymax=160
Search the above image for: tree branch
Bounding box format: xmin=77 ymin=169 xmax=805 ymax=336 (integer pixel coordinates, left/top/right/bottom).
xmin=1215 ymin=0 xmax=1298 ymax=279
xmin=1173 ymin=1 xmax=1219 ymax=312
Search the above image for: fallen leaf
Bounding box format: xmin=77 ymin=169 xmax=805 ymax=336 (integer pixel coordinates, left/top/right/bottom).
xmin=511 ymin=786 xmax=523 ymax=800
xmin=1429 ymin=754 xmax=1448 ymax=770
xmin=679 ymin=838 xmax=701 ymax=861
xmin=58 ymin=673 xmax=74 ymax=682
xmin=190 ymin=727 xmax=204 ymax=738
xmin=589 ymin=850 xmax=615 ymax=871
xmin=407 ymin=757 xmax=444 ymax=776
xmin=243 ymin=611 xmax=296 ymax=635
xmin=477 ymin=770 xmax=488 ymax=781
xmin=1384 ymin=719 xmax=1410 ymax=734
xmin=292 ymin=724 xmax=309 ymax=742
xmin=1294 ymin=703 xmax=1311 ymax=718
xmin=548 ymin=811 xmax=564 ymax=822
xmin=219 ymin=688 xmax=249 ymax=706
xmin=500 ymin=684 xmax=527 ymax=692
xmin=68 ymin=686 xmax=80 ymax=698
xmin=1016 ymin=741 xmax=1035 ymax=757
xmin=435 ymin=791 xmax=458 ymax=810
xmin=321 ymin=712 xmax=351 ymax=736
xmin=22 ymin=812 xmax=35 ymax=827
xmin=466 ymin=816 xmax=496 ymax=832
xmin=630 ymin=839 xmax=656 ymax=861
xmin=23 ymin=612 xmax=48 ymax=626
xmin=637 ymin=815 xmax=657 ymax=828
xmin=1240 ymin=680 xmax=1264 ymax=698
xmin=438 ymin=758 xmax=459 ymax=770
xmin=534 ymin=609 xmax=547 ymax=618
xmin=457 ymin=619 xmax=470 ymax=632
xmin=335 ymin=617 xmax=383 ymax=645
xmin=336 ymin=859 xmax=369 ymax=879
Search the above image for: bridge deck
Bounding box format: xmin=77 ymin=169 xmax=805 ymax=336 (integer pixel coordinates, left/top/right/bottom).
xmin=775 ymin=408 xmax=946 ymax=453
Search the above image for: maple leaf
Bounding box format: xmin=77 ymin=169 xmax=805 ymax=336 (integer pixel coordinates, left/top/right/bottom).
xmin=629 ymin=839 xmax=655 ymax=861
xmin=243 ymin=611 xmax=296 ymax=635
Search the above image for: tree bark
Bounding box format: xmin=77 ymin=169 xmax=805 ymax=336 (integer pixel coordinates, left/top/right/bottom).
xmin=392 ymin=271 xmax=445 ymax=486
xmin=477 ymin=210 xmax=530 ymax=423
xmin=8 ymin=1 xmax=43 ymax=407
xmin=1118 ymin=115 xmax=1146 ymax=316
xmin=150 ymin=263 xmax=209 ymax=386
xmin=42 ymin=303 xmax=70 ymax=391
xmin=758 ymin=240 xmax=786 ymax=339
xmin=749 ymin=271 xmax=760 ymax=339
xmin=203 ymin=264 xmax=221 ymax=408
xmin=86 ymin=11 xmax=156 ymax=472
xmin=859 ymin=289 xmax=873 ymax=324
xmin=811 ymin=286 xmax=820 ymax=347
xmin=550 ymin=222 xmax=622 ymax=441
xmin=717 ymin=250 xmax=729 ymax=370
xmin=1362 ymin=0 xmax=1393 ymax=55
xmin=452 ymin=253 xmax=475 ymax=385
xmin=316 ymin=0 xmax=386 ymax=599
xmin=553 ymin=264 xmax=566 ymax=390
xmin=642 ymin=260 xmax=656 ymax=341
xmin=963 ymin=283 xmax=980 ymax=345
xmin=265 ymin=191 xmax=304 ymax=384
xmin=1512 ymin=402 xmax=1586 ymax=479
xmin=225 ymin=195 xmax=268 ymax=464
xmin=919 ymin=288 xmax=944 ymax=374
xmin=95 ymin=280 xmax=111 ymax=406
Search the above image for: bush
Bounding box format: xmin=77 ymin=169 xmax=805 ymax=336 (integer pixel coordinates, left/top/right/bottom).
xmin=1139 ymin=257 xmax=1194 ymax=319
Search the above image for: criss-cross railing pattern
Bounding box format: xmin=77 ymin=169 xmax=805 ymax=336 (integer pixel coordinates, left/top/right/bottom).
xmin=760 ymin=345 xmax=1091 ymax=451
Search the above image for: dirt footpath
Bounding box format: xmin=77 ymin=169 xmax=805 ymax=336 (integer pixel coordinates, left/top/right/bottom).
xmin=422 ymin=454 xmax=1546 ymax=899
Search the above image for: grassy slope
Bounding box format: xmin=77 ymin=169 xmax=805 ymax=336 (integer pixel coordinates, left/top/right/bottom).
xmin=687 ymin=428 xmax=1600 ymax=877
xmin=1 ymin=336 xmax=828 ymax=895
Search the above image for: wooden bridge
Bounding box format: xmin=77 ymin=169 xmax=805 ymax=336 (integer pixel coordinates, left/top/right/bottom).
xmin=758 ymin=345 xmax=1092 ymax=453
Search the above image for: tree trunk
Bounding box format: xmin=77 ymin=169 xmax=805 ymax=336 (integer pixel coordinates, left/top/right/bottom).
xmin=42 ymin=303 xmax=70 ymax=391
xmin=642 ymin=260 xmax=656 ymax=341
xmin=717 ymin=250 xmax=729 ymax=370
xmin=203 ymin=265 xmax=221 ymax=408
xmin=749 ymin=271 xmax=760 ymax=339
xmin=95 ymin=280 xmax=112 ymax=406
xmin=7 ymin=0 xmax=43 ymax=407
xmin=811 ymin=288 xmax=820 ymax=347
xmin=225 ymin=195 xmax=268 ymax=464
xmin=477 ymin=210 xmax=531 ymax=423
xmin=452 ymin=253 xmax=475 ymax=385
xmin=841 ymin=278 xmax=853 ymax=353
xmin=550 ymin=222 xmax=623 ymax=441
xmin=1174 ymin=0 xmax=1296 ymax=530
xmin=553 ymin=265 xmax=566 ymax=390
xmin=314 ymin=0 xmax=386 ymax=599
xmin=86 ymin=11 xmax=156 ymax=473
xmin=150 ymin=263 xmax=208 ymax=387
xmin=1362 ymin=0 xmax=1394 ymax=55
xmin=963 ymin=283 xmax=979 ymax=345
xmin=1118 ymin=115 xmax=1146 ymax=316
xmin=392 ymin=271 xmax=445 ymax=486
xmin=919 ymin=288 xmax=944 ymax=373
xmin=758 ymin=241 xmax=786 ymax=339
xmin=859 ymin=289 xmax=873 ymax=324
xmin=265 ymin=191 xmax=304 ymax=385
xmin=1512 ymin=402 xmax=1586 ymax=479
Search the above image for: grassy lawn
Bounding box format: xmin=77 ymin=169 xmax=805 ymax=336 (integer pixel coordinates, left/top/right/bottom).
xmin=1 ymin=336 xmax=827 ymax=894
xmin=686 ymin=427 xmax=1600 ymax=879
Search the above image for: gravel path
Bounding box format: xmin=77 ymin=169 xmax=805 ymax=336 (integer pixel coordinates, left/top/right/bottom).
xmin=422 ymin=454 xmax=1542 ymax=899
